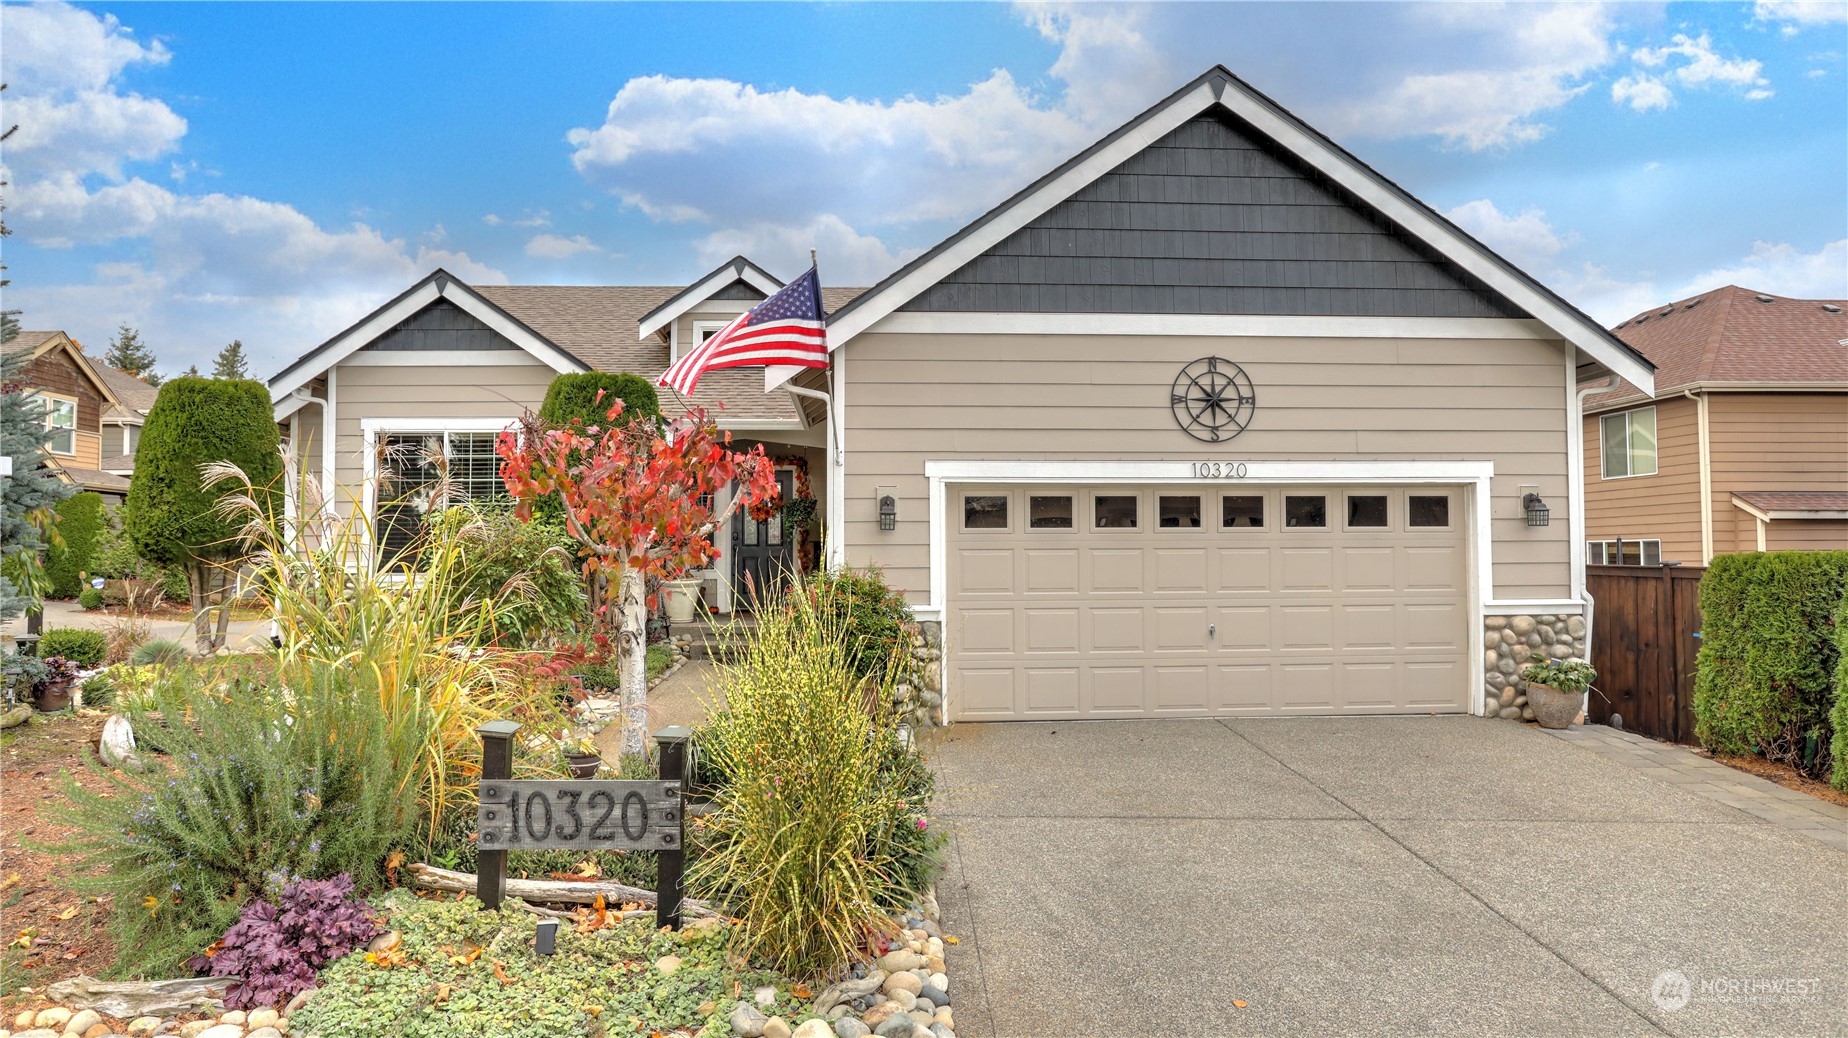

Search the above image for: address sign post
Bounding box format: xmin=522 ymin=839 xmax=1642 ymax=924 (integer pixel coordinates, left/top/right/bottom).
xmin=475 ymin=721 xmax=689 ymax=929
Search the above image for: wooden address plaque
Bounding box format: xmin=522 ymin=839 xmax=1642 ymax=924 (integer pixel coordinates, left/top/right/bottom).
xmin=477 ymin=780 xmax=682 ymax=851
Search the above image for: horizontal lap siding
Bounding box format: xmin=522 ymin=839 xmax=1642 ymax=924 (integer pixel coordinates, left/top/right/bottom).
xmin=1583 ymin=396 xmax=1703 ymax=564
xmin=331 ymin=358 xmax=556 ymax=513
xmin=1708 ymin=393 xmax=1848 ymax=554
xmin=843 ymin=331 xmax=1571 ymax=602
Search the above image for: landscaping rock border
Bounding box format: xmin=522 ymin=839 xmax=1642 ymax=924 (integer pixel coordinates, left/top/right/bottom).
xmin=893 ymin=623 xmax=943 ymax=730
xmin=1482 ymin=613 xmax=1589 ymax=721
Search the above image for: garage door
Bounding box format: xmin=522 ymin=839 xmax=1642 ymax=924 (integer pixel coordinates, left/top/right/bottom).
xmin=947 ymin=485 xmax=1469 ymax=719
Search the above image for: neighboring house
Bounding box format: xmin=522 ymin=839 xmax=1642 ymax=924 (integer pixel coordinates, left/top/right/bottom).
xmin=6 ymin=330 xmax=133 ymax=503
xmin=1583 ymin=286 xmax=1848 ymax=565
xmin=90 ymin=361 xmax=161 ymax=483
xmin=268 ymin=65 xmax=1657 ymax=723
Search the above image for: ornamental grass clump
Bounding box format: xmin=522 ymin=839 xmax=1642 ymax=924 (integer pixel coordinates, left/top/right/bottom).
xmin=55 ymin=662 xmax=428 ymax=975
xmin=688 ymin=580 xmax=938 ymax=978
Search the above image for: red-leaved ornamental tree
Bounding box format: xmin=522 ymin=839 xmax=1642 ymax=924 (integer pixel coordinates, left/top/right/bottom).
xmin=498 ymin=400 xmax=779 ymax=757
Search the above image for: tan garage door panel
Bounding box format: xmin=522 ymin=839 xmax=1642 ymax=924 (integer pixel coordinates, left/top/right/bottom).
xmin=948 ymin=485 xmax=1469 ymax=720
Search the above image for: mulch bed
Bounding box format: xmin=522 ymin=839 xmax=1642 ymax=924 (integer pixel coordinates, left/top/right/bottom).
xmin=0 ymin=712 xmax=118 ymax=1009
xmin=1706 ymin=750 xmax=1848 ymax=809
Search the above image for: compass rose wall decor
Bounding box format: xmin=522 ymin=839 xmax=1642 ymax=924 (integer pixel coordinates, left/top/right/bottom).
xmin=1170 ymin=357 xmax=1257 ymax=443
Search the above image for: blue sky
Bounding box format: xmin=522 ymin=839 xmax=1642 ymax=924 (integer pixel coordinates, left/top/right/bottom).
xmin=3 ymin=1 xmax=1844 ymax=379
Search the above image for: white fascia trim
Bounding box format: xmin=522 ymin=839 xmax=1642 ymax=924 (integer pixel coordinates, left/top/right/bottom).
xmin=359 ymin=417 xmax=518 ymax=434
xmin=341 ymin=349 xmax=548 ymax=368
xmin=714 ymin=418 xmax=806 ymax=431
xmin=272 ymin=392 xmax=313 ymax=422
xmin=867 ymin=312 xmax=1554 ymax=340
xmin=639 ymin=266 xmax=783 ymax=340
xmin=269 ymin=280 xmax=584 ymax=398
xmin=1209 ymin=87 xmax=1655 ymax=397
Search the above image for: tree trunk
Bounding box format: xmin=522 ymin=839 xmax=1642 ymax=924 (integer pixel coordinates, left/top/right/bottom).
xmin=616 ymin=565 xmax=649 ymax=760
xmin=187 ymin=560 xmax=211 ymax=656
xmin=211 ymin=566 xmax=234 ymax=652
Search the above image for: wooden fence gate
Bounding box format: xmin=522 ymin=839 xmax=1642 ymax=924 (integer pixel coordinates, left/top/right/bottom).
xmin=1586 ymin=563 xmax=1704 ymax=744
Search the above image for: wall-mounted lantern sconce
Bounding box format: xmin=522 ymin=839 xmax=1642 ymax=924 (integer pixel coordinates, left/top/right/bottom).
xmin=1522 ymin=492 xmax=1550 ymax=527
xmin=878 ymin=492 xmax=897 ymax=532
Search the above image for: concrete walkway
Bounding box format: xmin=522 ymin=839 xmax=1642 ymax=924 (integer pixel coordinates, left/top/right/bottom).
xmin=927 ymin=716 xmax=1848 ymax=1037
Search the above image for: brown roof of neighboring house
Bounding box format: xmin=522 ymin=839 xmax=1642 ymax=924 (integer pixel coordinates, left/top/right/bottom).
xmin=5 ymin=330 xmax=60 ymax=353
xmin=1588 ymin=285 xmax=1848 ymax=411
xmin=1732 ymin=490 xmax=1848 ymax=514
xmin=51 ymin=463 xmax=131 ymax=495
xmin=475 ymin=284 xmax=864 ymax=423
xmin=90 ymin=362 xmax=160 ymax=420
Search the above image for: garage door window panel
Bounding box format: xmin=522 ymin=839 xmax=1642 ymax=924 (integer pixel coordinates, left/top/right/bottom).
xmin=1409 ymin=494 xmax=1451 ymax=528
xmin=1093 ymin=494 xmax=1139 ymax=530
xmin=963 ymin=493 xmax=1010 ymax=531
xmin=1285 ymin=495 xmax=1327 ymax=529
xmin=1159 ymin=495 xmax=1203 ymax=529
xmin=1028 ymin=494 xmax=1074 ymax=530
xmin=1345 ymin=494 xmax=1390 ymax=530
xmin=1222 ymin=494 xmax=1265 ymax=528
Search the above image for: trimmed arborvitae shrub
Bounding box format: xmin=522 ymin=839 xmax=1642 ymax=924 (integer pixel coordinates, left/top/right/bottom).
xmin=121 ymin=377 xmax=281 ymax=650
xmin=77 ymin=587 xmax=103 ymax=610
xmin=37 ymin=627 xmax=106 ymax=667
xmin=46 ymin=491 xmax=107 ymax=598
xmin=1832 ymin=593 xmax=1848 ymax=791
xmin=1693 ymin=551 xmax=1848 ymax=778
xmin=538 ymin=372 xmax=661 ymax=431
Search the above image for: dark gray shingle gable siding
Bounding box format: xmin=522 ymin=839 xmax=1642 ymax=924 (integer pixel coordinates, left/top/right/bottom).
xmin=360 ymin=298 xmax=518 ymax=351
xmin=900 ymin=111 xmax=1528 ymax=319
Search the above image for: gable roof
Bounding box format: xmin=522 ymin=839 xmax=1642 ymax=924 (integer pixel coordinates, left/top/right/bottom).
xmin=1588 ymin=286 xmax=1848 ymax=411
xmin=91 ymin=362 xmax=160 ymax=421
xmin=12 ymin=330 xmax=126 ymax=412
xmin=268 ymin=269 xmax=591 ymax=397
xmin=636 ymin=255 xmax=784 ymax=340
xmin=812 ymin=65 xmax=1654 ymax=396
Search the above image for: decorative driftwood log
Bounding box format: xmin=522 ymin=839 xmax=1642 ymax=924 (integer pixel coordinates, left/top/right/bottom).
xmin=48 ymin=974 xmax=235 ymax=1017
xmin=406 ymin=863 xmax=717 ymax=917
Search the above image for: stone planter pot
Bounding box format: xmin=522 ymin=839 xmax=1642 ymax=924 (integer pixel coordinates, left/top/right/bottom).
xmin=664 ymin=579 xmax=702 ymax=624
xmin=35 ymin=678 xmax=75 ymax=713
xmin=1525 ymin=682 xmax=1581 ymax=730
xmin=565 ymin=752 xmax=602 ymax=779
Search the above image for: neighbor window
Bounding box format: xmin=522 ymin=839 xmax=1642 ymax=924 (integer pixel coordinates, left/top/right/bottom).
xmin=38 ymin=396 xmax=75 ymax=455
xmin=1029 ymin=495 xmax=1073 ymax=529
xmin=963 ymin=495 xmax=1008 ymax=529
xmin=1221 ymin=495 xmax=1264 ymax=528
xmin=374 ymin=429 xmax=510 ymax=565
xmin=1409 ymin=495 xmax=1450 ymax=528
xmin=1346 ymin=495 xmax=1388 ymax=528
xmin=1284 ymin=495 xmax=1326 ymax=528
xmin=1094 ymin=495 xmax=1138 ymax=529
xmin=1159 ymin=495 xmax=1201 ymax=528
xmin=1588 ymin=539 xmax=1662 ymax=566
xmin=1600 ymin=406 xmax=1657 ymax=479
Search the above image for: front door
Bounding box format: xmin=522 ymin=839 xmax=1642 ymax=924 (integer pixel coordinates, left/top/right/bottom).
xmin=733 ymin=469 xmax=797 ymax=607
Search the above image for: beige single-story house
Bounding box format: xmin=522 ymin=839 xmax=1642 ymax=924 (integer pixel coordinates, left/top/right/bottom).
xmin=268 ymin=65 xmax=1656 ymax=724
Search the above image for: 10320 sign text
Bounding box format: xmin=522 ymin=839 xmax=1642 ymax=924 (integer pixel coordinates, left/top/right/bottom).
xmin=478 ymin=779 xmax=682 ymax=851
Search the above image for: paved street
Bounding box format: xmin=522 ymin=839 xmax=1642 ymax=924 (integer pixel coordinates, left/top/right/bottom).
xmin=929 ymin=717 xmax=1848 ymax=1037
xmin=0 ymin=599 xmax=273 ymax=652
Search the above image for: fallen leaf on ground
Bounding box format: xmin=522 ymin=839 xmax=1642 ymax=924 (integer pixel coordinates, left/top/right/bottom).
xmin=0 ymin=874 xmax=20 ymax=892
xmin=943 ymin=935 xmax=959 ymax=945
xmin=792 ymin=982 xmax=812 ymax=999
xmin=54 ymin=906 xmax=79 ymax=920
xmin=493 ymin=960 xmax=514 ymax=985
xmin=1233 ymin=1000 xmax=1247 ymax=1009
xmin=448 ymin=943 xmax=483 ymax=966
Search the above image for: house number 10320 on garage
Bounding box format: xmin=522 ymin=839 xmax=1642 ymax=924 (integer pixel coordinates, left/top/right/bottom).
xmin=1191 ymin=462 xmax=1248 ymax=478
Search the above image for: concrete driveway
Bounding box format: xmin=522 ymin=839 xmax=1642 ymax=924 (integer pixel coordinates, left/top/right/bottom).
xmin=927 ymin=717 xmax=1848 ymax=1037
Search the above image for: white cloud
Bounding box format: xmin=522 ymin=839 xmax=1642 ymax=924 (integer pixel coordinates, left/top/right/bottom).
xmin=1567 ymin=240 xmax=1848 ymax=324
xmin=1755 ymin=1 xmax=1848 ymax=33
xmin=1612 ymin=33 xmax=1772 ymax=111
xmin=2 ymin=3 xmax=503 ymax=378
xmin=484 ymin=210 xmax=551 ymax=228
xmin=1445 ymin=199 xmax=1572 ymax=272
xmin=1022 ymin=3 xmax=1170 ymax=128
xmin=524 ymin=233 xmax=599 ymax=259
xmin=694 ymin=214 xmax=922 ymax=286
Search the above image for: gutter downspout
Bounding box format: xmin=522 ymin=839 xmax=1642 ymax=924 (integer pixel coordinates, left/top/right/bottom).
xmin=1684 ymin=388 xmax=1713 ymax=563
xmin=1574 ymin=372 xmax=1616 ymax=719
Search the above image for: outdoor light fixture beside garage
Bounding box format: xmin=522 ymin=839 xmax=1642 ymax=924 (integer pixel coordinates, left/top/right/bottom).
xmin=879 ymin=493 xmax=897 ymax=531
xmin=1523 ymin=493 xmax=1551 ymax=527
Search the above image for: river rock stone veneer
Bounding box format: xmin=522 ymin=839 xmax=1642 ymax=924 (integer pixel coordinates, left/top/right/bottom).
xmin=1483 ymin=613 xmax=1589 ymax=721
xmin=893 ymin=620 xmax=945 ymax=728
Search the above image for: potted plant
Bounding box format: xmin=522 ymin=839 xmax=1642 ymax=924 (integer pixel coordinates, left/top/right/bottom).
xmin=561 ymin=731 xmax=603 ymax=779
xmin=33 ymin=656 xmax=83 ymax=713
xmin=1520 ymin=658 xmax=1596 ymax=730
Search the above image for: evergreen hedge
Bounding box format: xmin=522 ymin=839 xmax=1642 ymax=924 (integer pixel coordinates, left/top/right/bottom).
xmin=1833 ymin=594 xmax=1848 ymax=791
xmin=1693 ymin=551 xmax=1848 ymax=777
xmin=538 ymin=372 xmax=661 ymax=430
xmin=122 ymin=377 xmax=282 ymax=573
xmin=46 ymin=492 xmax=107 ymax=598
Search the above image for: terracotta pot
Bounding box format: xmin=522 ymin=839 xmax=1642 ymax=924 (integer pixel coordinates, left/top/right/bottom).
xmin=35 ymin=678 xmax=75 ymax=713
xmin=1525 ymin=682 xmax=1581 ymax=730
xmin=565 ymin=752 xmax=602 ymax=779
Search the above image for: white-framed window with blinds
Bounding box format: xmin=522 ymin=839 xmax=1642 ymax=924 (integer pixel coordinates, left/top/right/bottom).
xmin=1599 ymin=405 xmax=1658 ymax=479
xmin=363 ymin=420 xmax=513 ymax=565
xmin=35 ymin=394 xmax=76 ymax=455
xmin=1588 ymin=539 xmax=1662 ymax=566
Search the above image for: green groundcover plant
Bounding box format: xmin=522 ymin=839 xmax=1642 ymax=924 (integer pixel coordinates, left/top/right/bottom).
xmin=290 ymin=891 xmax=810 ymax=1038
xmin=1693 ymin=550 xmax=1848 ymax=778
xmin=54 ymin=663 xmax=430 ymax=975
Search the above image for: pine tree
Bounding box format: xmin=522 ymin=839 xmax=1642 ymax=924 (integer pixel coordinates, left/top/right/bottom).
xmin=211 ymin=340 xmax=249 ymax=379
xmin=182 ymin=364 xmax=201 ymax=378
xmin=0 ymin=348 xmax=76 ymax=622
xmin=105 ymin=324 xmax=162 ymax=386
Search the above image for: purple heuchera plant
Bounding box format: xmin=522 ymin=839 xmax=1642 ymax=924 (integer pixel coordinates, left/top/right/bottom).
xmin=208 ymin=873 xmax=380 ymax=1009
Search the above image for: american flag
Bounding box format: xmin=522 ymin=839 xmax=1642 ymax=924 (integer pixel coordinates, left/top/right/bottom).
xmin=657 ymin=265 xmax=828 ymax=395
